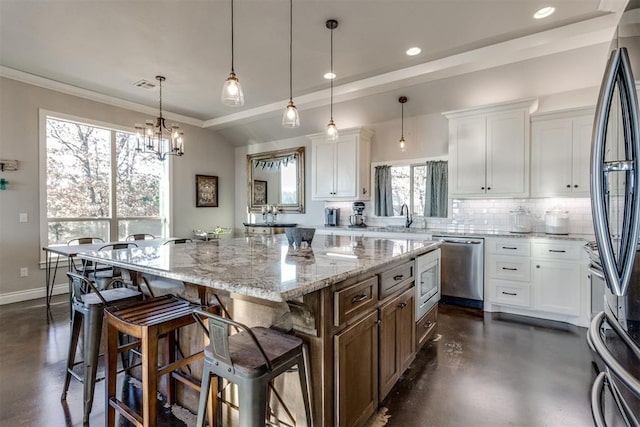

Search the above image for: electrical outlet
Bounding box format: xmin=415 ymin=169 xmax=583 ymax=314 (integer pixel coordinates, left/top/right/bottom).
xmin=19 ymin=213 xmax=28 ymax=223
xmin=19 ymin=267 xmax=28 ymax=277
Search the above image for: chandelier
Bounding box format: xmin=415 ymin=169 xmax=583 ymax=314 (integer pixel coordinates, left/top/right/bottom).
xmin=135 ymin=76 xmax=184 ymax=161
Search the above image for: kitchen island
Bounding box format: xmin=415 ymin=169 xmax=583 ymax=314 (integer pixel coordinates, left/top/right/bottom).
xmin=79 ymin=234 xmax=440 ymax=426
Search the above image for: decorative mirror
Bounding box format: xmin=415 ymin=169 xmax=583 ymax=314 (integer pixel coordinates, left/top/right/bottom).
xmin=247 ymin=146 xmax=305 ymax=213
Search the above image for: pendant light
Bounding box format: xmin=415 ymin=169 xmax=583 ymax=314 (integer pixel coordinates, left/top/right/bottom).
xmin=221 ymin=0 xmax=244 ymax=107
xmin=282 ymin=0 xmax=300 ymax=128
xmin=326 ymin=19 xmax=339 ymax=142
xmin=134 ymin=76 xmax=184 ymax=161
xmin=399 ymin=96 xmax=408 ymax=152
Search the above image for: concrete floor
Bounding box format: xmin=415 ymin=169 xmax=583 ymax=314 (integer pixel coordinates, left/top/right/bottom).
xmin=0 ymin=296 xmax=595 ymax=426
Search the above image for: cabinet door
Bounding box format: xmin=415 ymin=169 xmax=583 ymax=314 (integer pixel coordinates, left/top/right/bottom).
xmin=533 ymin=260 xmax=581 ymax=316
xmin=335 ymin=310 xmax=379 ymax=427
xmin=449 ymin=116 xmax=487 ymax=195
xmin=531 ymin=118 xmax=573 ymax=197
xmin=334 ymin=136 xmax=358 ymax=198
xmin=571 ymin=115 xmax=593 ymax=195
xmin=312 ymin=141 xmax=336 ymax=198
xmin=486 ymin=110 xmax=528 ymax=197
xmin=379 ymin=287 xmax=415 ymax=401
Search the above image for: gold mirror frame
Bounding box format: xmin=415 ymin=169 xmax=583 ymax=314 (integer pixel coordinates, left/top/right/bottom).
xmin=247 ymin=146 xmax=305 ymax=213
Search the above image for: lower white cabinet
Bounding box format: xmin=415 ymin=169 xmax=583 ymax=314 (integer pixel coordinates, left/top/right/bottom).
xmin=485 ymin=237 xmax=588 ymax=326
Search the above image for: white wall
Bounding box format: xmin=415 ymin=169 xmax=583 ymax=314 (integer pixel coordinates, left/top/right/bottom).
xmin=0 ymin=77 xmax=235 ymax=303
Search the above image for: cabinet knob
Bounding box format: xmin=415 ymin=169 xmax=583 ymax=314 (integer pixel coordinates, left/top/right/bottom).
xmin=481 ymin=186 xmax=485 ymax=190
xmin=566 ymin=184 xmax=571 ymax=188
xmin=362 ymin=188 xmax=367 ymax=195
xmin=487 ymin=187 xmax=491 ymax=190
xmin=398 ymin=302 xmax=407 ymax=309
xmin=574 ymin=185 xmax=579 ymax=188
xmin=536 ymin=265 xmax=540 ymax=269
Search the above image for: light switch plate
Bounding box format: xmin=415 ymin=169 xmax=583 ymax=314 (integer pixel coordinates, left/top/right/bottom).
xmin=20 ymin=267 xmax=28 ymax=277
xmin=19 ymin=213 xmax=28 ymax=223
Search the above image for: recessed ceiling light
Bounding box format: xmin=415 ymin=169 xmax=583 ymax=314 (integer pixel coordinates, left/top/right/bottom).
xmin=534 ymin=6 xmax=555 ymax=19
xmin=324 ymin=72 xmax=336 ymax=80
xmin=406 ymin=47 xmax=421 ymax=56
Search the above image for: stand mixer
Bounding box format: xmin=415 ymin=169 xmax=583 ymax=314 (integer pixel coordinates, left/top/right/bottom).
xmin=349 ymin=202 xmax=366 ymax=227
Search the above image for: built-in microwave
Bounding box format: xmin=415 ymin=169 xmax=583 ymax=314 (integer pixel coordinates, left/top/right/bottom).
xmin=415 ymin=249 xmax=441 ymax=321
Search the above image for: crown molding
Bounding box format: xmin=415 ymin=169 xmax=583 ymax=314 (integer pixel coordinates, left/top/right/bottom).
xmin=0 ymin=66 xmax=204 ymax=128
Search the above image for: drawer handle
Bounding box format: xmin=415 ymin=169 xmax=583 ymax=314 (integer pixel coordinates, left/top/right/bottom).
xmin=502 ymin=246 xmax=518 ymax=250
xmin=501 ymin=291 xmax=518 ymax=296
xmin=502 ymin=267 xmax=518 ymax=271
xmin=351 ymin=293 xmax=368 ymax=303
xmin=393 ymin=274 xmax=404 ymax=281
xmin=398 ymin=302 xmax=408 ymax=309
xmin=549 ymin=249 xmax=566 ymax=253
xmin=424 ymin=321 xmax=433 ymax=329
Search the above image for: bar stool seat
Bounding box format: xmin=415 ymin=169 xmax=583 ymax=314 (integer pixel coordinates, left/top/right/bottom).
xmin=105 ymin=295 xmax=217 ymax=427
xmin=61 ymin=272 xmax=143 ymax=424
xmin=193 ymin=309 xmax=312 ymax=427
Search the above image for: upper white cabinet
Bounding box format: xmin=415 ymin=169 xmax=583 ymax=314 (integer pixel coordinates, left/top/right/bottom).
xmin=530 ymin=108 xmax=594 ymax=197
xmin=310 ymin=127 xmax=373 ymax=201
xmin=445 ymin=99 xmax=534 ymax=198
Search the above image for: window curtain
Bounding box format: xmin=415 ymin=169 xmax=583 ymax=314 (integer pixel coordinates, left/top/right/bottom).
xmin=375 ymin=165 xmax=394 ymax=216
xmin=424 ymin=161 xmax=448 ymax=217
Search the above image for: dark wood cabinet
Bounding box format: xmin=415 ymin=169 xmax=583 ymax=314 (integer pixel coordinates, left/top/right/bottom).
xmin=379 ymin=286 xmax=415 ymax=400
xmin=416 ymin=304 xmax=438 ymax=351
xmin=335 ymin=310 xmax=379 ymax=427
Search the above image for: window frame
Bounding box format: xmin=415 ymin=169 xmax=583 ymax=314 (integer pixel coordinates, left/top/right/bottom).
xmin=38 ymin=109 xmax=173 ymax=261
xmin=370 ymin=156 xmax=448 ymax=219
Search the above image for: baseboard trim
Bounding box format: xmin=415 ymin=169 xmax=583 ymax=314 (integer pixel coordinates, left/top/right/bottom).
xmin=0 ymin=283 xmax=68 ymax=305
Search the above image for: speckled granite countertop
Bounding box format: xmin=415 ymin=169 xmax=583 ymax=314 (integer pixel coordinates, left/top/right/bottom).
xmin=78 ymin=234 xmax=440 ymax=302
xmin=315 ymin=225 xmax=593 ymax=242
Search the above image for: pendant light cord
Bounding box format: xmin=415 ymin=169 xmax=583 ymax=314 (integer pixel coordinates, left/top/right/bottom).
xmin=231 ymin=0 xmax=235 ymax=73
xmin=330 ymin=25 xmax=334 ymax=120
xmin=401 ymin=101 xmax=404 ymax=138
xmin=289 ymin=0 xmax=293 ymax=102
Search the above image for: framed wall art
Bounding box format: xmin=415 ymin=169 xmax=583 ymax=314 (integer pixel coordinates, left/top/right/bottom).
xmin=253 ymin=180 xmax=268 ymax=205
xmin=196 ymin=175 xmax=218 ymax=207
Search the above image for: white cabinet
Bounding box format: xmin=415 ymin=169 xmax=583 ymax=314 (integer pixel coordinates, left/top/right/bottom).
xmin=530 ymin=109 xmax=594 ymax=197
xmin=445 ymin=100 xmax=533 ymax=198
xmin=310 ymin=127 xmax=373 ymax=201
xmin=485 ymin=237 xmax=588 ymax=326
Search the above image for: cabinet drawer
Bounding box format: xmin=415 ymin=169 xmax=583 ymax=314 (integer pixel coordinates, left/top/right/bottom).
xmin=487 ymin=239 xmax=531 ymax=256
xmin=532 ymin=241 xmax=580 ymax=260
xmin=334 ymin=276 xmax=378 ymax=326
xmin=379 ymin=261 xmax=413 ymax=299
xmin=492 ymin=282 xmax=531 ymax=308
xmin=489 ymin=256 xmax=531 ymax=282
xmin=416 ymin=305 xmax=438 ymax=350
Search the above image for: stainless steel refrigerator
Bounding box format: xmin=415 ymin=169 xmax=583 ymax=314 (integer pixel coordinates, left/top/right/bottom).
xmin=588 ymin=3 xmax=640 ymax=426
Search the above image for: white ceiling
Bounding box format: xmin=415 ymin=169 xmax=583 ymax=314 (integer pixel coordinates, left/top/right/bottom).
xmin=0 ymin=0 xmax=627 ymax=145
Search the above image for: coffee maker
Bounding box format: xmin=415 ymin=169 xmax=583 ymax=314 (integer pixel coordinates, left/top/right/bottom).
xmin=349 ymin=202 xmax=366 ymax=227
xmin=325 ymin=208 xmax=339 ymax=226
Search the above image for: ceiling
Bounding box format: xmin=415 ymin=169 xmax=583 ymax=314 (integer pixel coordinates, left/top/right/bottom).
xmin=0 ymin=0 xmax=627 ymax=145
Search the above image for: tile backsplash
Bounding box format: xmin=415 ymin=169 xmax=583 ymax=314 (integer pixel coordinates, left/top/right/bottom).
xmin=326 ymin=198 xmax=594 ymax=235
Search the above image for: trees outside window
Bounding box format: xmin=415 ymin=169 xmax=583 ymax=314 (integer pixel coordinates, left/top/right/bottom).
xmin=43 ymin=114 xmax=169 ymax=247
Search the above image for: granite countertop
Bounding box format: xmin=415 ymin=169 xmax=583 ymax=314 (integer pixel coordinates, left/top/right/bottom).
xmin=316 ymin=225 xmax=593 ymax=241
xmin=78 ymin=234 xmax=440 ymax=302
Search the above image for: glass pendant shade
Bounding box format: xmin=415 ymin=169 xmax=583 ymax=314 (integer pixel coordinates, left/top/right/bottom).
xmin=326 ymin=119 xmax=339 ymax=142
xmin=221 ymin=71 xmax=244 ymax=106
xmin=399 ymin=137 xmax=406 ymax=152
xmin=282 ymin=100 xmax=300 ymax=128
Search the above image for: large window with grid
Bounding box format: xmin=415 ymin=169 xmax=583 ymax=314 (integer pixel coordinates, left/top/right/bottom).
xmin=39 ymin=111 xmax=170 ymax=249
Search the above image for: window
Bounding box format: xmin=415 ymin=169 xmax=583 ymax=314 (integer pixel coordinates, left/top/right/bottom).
xmin=389 ymin=164 xmax=427 ymax=216
xmin=40 ymin=111 xmax=170 ymax=249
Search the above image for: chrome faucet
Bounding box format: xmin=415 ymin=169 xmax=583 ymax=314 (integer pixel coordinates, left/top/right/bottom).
xmin=400 ymin=203 xmax=413 ymax=228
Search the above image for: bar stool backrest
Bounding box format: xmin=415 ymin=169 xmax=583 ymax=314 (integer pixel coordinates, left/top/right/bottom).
xmin=67 ymin=237 xmax=105 ymax=245
xmin=67 ymin=271 xmax=108 ymax=305
xmin=164 ymin=238 xmax=193 ymax=245
xmin=125 ymin=234 xmax=157 ymax=241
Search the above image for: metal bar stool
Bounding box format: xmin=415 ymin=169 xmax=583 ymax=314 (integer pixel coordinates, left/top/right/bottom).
xmin=192 ymin=309 xmax=312 ymax=427
xmin=125 ymin=234 xmax=157 ymax=241
xmin=60 ymin=272 xmax=142 ymax=424
xmin=104 ymin=295 xmax=218 ymax=427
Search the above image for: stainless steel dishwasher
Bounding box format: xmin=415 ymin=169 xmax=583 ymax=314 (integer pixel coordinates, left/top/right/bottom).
xmin=432 ymin=235 xmax=484 ymax=309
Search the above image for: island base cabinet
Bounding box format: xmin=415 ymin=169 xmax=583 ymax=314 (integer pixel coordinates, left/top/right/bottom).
xmin=379 ymin=286 xmax=416 ymax=401
xmin=416 ymin=305 xmax=438 ymax=351
xmin=335 ymin=310 xmax=379 ymax=427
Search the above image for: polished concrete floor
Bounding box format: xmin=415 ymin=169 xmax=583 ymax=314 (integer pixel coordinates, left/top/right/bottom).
xmin=0 ymin=296 xmax=595 ymax=426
